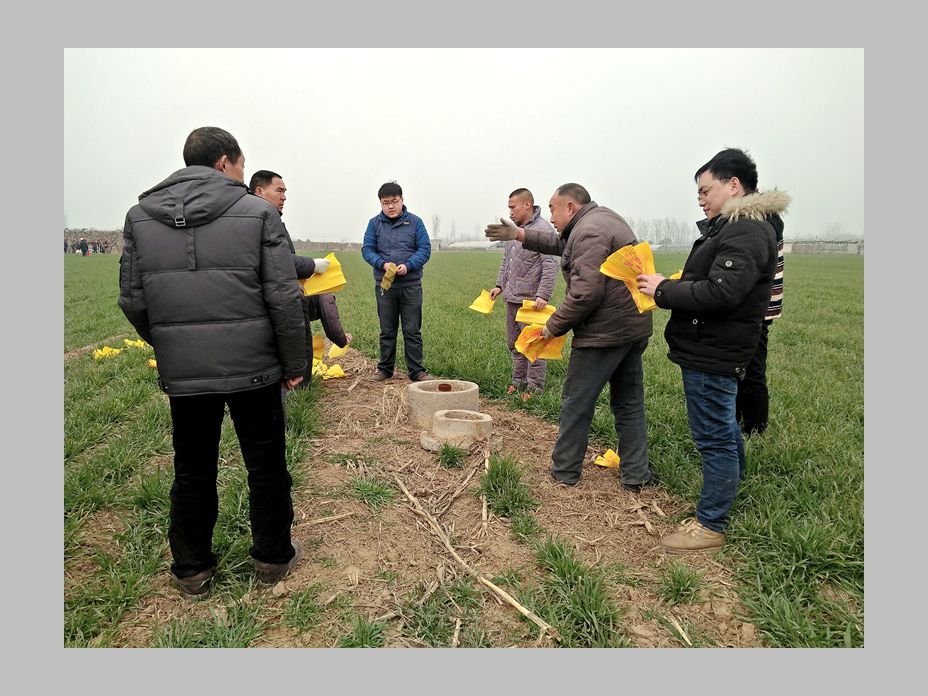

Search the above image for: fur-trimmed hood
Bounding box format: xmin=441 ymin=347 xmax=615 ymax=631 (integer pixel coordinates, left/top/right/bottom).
xmin=722 ymin=189 xmax=791 ymax=222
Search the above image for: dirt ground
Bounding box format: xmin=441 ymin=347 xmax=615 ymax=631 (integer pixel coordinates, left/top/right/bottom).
xmin=114 ymin=347 xmax=761 ymax=648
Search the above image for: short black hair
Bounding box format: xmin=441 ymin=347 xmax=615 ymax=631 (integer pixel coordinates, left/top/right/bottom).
xmin=183 ymin=126 xmax=242 ymax=168
xmin=555 ymin=183 xmax=591 ymax=206
xmin=695 ymin=148 xmax=758 ymax=193
xmin=378 ymin=181 xmax=403 ymax=199
xmin=509 ymin=188 xmax=534 ymax=205
xmin=249 ymin=170 xmax=282 ymax=192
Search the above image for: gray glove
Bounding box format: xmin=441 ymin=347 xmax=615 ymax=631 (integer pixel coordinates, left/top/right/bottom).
xmin=485 ymin=216 xmax=520 ymax=242
xmin=312 ymin=257 xmax=331 ymax=274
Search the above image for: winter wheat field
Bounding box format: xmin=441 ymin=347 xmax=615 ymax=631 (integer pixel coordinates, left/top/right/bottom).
xmin=63 ymin=250 xmax=863 ymax=648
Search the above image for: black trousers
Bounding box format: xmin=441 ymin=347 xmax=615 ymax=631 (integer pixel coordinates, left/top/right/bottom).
xmin=375 ymin=284 xmax=424 ymax=378
xmin=167 ymin=383 xmax=294 ymax=578
xmin=736 ymin=321 xmax=770 ymax=435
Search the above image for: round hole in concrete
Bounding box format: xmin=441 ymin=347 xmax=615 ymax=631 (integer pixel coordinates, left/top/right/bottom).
xmin=443 ymin=410 xmax=490 ymax=421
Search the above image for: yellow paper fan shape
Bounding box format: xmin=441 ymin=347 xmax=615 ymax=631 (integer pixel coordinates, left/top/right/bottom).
xmin=600 ymin=242 xmax=657 ymax=313
xmin=301 ymin=253 xmax=347 ymax=296
xmin=515 ymin=299 xmax=556 ymax=325
xmin=92 ymin=346 xmax=123 ymax=360
xmin=514 ymin=324 xmax=566 ymax=363
xmin=328 ymin=342 xmax=348 ymax=359
xmin=322 ymin=364 xmax=346 ymax=380
xmin=469 ymin=289 xmax=496 ymax=314
xmin=593 ymin=449 xmax=621 ymax=468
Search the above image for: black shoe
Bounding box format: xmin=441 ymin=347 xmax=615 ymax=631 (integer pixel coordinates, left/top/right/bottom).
xmin=171 ymin=566 xmax=216 ymax=601
xmin=622 ymin=472 xmax=660 ymax=494
xmin=255 ymin=539 xmax=302 ymax=588
xmin=550 ymin=472 xmax=579 ymax=487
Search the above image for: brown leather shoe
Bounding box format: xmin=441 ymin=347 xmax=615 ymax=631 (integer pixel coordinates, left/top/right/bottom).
xmin=410 ymin=372 xmax=433 ymax=382
xmin=171 ymin=566 xmax=216 ymax=601
xmin=660 ymin=518 xmax=725 ymax=553
xmin=366 ymin=371 xmax=391 ymax=382
xmin=255 ymin=539 xmax=302 ymax=588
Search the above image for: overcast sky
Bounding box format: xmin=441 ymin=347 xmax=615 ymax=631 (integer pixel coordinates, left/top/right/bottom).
xmin=64 ymin=48 xmax=863 ymax=242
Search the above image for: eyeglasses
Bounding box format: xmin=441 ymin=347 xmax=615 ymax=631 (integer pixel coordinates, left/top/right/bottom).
xmin=380 ymin=198 xmax=402 ymax=208
xmin=697 ymin=178 xmax=729 ymax=200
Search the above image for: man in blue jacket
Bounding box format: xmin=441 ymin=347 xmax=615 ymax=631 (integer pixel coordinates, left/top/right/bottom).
xmin=362 ymin=181 xmax=432 ymax=382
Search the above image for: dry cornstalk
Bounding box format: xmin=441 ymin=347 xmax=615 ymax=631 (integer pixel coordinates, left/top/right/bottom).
xmin=452 ymin=618 xmax=462 ymax=647
xmin=667 ymin=614 xmax=693 ymax=646
xmin=481 ymin=450 xmax=490 ymax=534
xmin=393 ymin=475 xmax=558 ymax=641
xmin=346 ymin=376 xmax=363 ymax=392
xmin=435 ymin=465 xmax=479 ymax=519
xmin=308 ymin=512 xmax=356 ymax=526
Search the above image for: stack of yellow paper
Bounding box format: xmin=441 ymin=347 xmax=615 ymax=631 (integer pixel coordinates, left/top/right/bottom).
xmin=301 ymin=253 xmax=346 ymax=296
xmin=514 ymin=324 xmax=566 ymax=363
xmin=469 ymin=289 xmax=496 ymax=314
xmin=593 ymin=449 xmax=620 ymax=468
xmin=380 ymin=262 xmax=398 ymax=292
xmin=599 ymin=242 xmax=657 ymax=313
xmin=515 ymin=299 xmax=556 ymax=324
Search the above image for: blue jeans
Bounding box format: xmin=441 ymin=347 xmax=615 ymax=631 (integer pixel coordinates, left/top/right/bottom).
xmin=681 ymin=367 xmax=746 ymax=533
xmin=551 ymin=340 xmax=651 ymax=486
xmin=375 ymin=284 xmax=425 ymax=377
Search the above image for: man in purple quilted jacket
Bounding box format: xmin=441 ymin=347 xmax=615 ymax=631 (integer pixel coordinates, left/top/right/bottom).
xmin=489 ymin=189 xmax=559 ymax=399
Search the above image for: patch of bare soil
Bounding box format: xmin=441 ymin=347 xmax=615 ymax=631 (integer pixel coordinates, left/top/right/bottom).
xmin=64 ymin=333 xmax=133 ymax=361
xmin=115 ymin=347 xmax=761 ymax=648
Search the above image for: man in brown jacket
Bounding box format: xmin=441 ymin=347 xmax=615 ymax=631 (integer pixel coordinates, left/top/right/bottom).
xmin=486 ymin=183 xmax=655 ymax=490
xmin=489 ymin=188 xmax=559 ymax=399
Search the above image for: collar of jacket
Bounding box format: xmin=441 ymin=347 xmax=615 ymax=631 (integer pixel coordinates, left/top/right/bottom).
xmin=560 ymin=201 xmax=598 ymax=241
xmin=378 ymin=205 xmax=410 ymax=226
xmin=697 ymin=189 xmax=791 ymax=237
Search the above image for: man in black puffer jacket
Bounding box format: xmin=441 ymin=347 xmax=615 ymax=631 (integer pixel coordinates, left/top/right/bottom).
xmin=119 ymin=127 xmax=307 ymax=599
xmin=638 ymin=148 xmax=789 ymax=553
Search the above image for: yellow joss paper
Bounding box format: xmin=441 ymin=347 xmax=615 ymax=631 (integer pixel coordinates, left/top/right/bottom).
xmin=312 ymin=334 xmax=324 ymax=360
xmin=514 ymin=324 xmax=567 ymax=363
xmin=593 ymin=449 xmax=621 ymax=468
xmin=92 ymin=346 xmax=122 ymax=360
xmin=148 ymin=359 xmax=158 ymax=369
xmin=328 ymin=342 xmax=348 ymax=359
xmin=322 ymin=364 xmax=346 ymax=380
xmin=669 ymin=269 xmax=683 ymax=280
xmin=301 ymin=253 xmax=346 ymax=295
xmin=599 ymin=242 xmax=657 ymax=313
xmin=380 ymin=262 xmax=398 ymax=292
xmin=469 ymin=289 xmax=496 ymax=314
xmin=515 ymin=299 xmax=556 ymax=325
xmin=123 ymin=338 xmax=149 ymax=350
xmin=312 ymin=357 xmax=325 ymax=376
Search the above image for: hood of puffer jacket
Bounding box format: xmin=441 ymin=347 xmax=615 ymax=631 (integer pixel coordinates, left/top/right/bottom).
xmin=138 ymin=165 xmax=248 ymax=228
xmin=720 ymin=189 xmax=791 ymax=222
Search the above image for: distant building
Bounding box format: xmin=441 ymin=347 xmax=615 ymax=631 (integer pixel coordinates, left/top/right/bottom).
xmin=444 ymin=240 xmax=504 ymax=251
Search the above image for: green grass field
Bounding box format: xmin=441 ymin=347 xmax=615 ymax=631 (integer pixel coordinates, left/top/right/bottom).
xmin=63 ymin=250 xmax=863 ymax=647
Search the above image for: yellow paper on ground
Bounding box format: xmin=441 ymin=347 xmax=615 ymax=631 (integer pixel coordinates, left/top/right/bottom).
xmin=301 ymin=253 xmax=346 ymax=295
xmin=515 ymin=299 xmax=556 ymax=325
xmin=328 ymin=342 xmax=348 ymax=359
xmin=514 ymin=324 xmax=567 ymax=363
xmin=312 ymin=358 xmax=325 ymax=377
xmin=322 ymin=364 xmax=346 ymax=380
xmin=312 ymin=334 xmax=324 ymax=360
xmin=669 ymin=269 xmax=683 ymax=280
xmin=469 ymin=289 xmax=496 ymax=314
xmin=593 ymin=449 xmax=621 ymax=468
xmin=599 ymin=242 xmax=657 ymax=313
